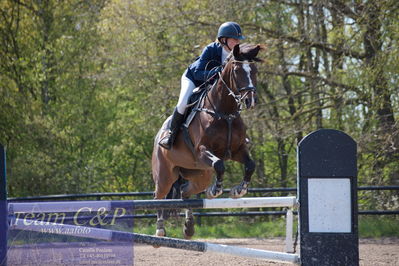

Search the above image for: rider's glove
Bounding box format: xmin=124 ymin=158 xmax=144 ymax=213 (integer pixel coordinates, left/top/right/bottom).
xmin=209 ymin=66 xmax=222 ymax=78
xmin=214 ymin=66 xmax=223 ymax=73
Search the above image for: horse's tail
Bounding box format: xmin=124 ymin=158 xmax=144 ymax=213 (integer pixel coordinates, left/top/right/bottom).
xmin=163 ymin=174 xmax=186 ymax=219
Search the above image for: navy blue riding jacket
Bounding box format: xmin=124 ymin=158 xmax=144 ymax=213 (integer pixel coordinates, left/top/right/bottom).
xmin=185 ymin=42 xmax=224 ymax=87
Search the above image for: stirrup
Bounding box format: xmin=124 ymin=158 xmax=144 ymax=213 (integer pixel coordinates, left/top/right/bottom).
xmin=158 ymin=108 xmax=184 ymax=150
xmin=159 ymin=132 xmax=172 ymax=149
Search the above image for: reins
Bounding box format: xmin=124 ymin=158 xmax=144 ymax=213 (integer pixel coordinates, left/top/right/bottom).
xmin=219 ymin=59 xmax=257 ymax=110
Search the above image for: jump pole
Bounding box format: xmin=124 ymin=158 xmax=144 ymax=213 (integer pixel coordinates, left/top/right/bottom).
xmin=10 ymin=219 xmax=300 ymax=264
xmin=298 ymin=129 xmax=359 ymax=265
xmin=8 ymin=196 xmax=297 ymax=214
xmin=0 ymin=145 xmax=7 ymax=266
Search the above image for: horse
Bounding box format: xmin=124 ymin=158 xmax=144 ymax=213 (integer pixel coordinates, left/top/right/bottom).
xmin=152 ymin=43 xmax=264 ymax=239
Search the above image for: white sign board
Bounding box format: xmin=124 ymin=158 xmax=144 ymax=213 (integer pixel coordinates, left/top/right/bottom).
xmin=308 ymin=178 xmax=352 ymax=233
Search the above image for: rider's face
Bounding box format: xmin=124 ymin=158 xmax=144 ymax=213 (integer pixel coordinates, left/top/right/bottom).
xmin=226 ymin=38 xmax=240 ymax=51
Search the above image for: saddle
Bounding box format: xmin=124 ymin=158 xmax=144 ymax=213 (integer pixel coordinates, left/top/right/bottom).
xmin=180 ymin=83 xmax=213 ymax=157
xmin=183 ymin=88 xmax=207 ymax=127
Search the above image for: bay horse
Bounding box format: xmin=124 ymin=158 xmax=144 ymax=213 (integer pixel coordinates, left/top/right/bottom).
xmin=152 ymin=43 xmax=264 ymax=239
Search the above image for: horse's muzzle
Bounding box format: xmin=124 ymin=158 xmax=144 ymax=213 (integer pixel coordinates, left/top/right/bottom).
xmin=240 ymin=87 xmax=257 ymax=109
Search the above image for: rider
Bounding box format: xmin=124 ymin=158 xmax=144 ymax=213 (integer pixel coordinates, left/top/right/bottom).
xmin=159 ymin=22 xmax=246 ymax=149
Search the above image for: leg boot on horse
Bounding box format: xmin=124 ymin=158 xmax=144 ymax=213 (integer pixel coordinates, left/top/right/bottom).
xmin=159 ymin=108 xmax=185 ymax=150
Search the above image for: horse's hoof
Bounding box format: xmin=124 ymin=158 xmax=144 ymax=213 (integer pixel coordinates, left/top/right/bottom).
xmin=206 ymin=185 xmax=223 ymax=199
xmin=156 ymin=228 xmax=166 ymax=237
xmin=206 ymin=187 xmax=215 ymax=199
xmin=183 ymin=218 xmax=195 ymax=239
xmin=153 ymin=229 xmax=166 ymax=248
xmin=229 ymin=185 xmax=248 ymax=198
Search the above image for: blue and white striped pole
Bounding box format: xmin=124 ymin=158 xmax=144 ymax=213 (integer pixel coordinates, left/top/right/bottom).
xmin=0 ymin=145 xmax=7 ymax=266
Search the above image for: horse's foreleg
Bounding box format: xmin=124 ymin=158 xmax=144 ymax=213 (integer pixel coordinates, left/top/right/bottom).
xmin=198 ymin=146 xmax=225 ymax=199
xmin=230 ymin=149 xmax=255 ymax=198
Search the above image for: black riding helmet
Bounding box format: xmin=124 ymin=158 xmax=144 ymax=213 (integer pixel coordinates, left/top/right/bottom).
xmin=217 ymin=22 xmax=246 ymax=41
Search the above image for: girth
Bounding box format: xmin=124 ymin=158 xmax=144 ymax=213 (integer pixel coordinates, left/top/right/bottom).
xmin=181 ymin=78 xmax=241 ymax=160
xmin=193 ymin=107 xmax=240 ymax=160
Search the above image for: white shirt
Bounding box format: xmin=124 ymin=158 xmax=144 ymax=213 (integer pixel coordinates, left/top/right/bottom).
xmin=221 ymin=47 xmax=230 ymax=64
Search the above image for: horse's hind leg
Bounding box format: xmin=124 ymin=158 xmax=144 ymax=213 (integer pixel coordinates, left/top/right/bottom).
xmin=153 ymin=185 xmax=170 ymax=237
xmin=152 ymin=155 xmax=179 ymax=238
xmin=180 ymin=181 xmax=195 ymax=240
xmin=181 ymin=170 xmax=213 ymax=239
xmin=183 ymin=208 xmax=195 ymax=239
xmin=154 ymin=176 xmax=177 ymax=238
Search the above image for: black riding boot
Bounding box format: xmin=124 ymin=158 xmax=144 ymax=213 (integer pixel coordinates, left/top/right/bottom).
xmin=159 ymin=108 xmax=185 ymax=150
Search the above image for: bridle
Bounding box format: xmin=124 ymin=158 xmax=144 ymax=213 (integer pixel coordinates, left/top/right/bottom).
xmin=218 ymin=59 xmax=257 ymax=111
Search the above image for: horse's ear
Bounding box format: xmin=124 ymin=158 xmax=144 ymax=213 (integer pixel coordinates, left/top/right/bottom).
xmin=252 ymin=44 xmax=266 ymax=62
xmin=233 ymin=44 xmax=240 ymax=58
xmin=251 ymin=44 xmax=266 ymax=58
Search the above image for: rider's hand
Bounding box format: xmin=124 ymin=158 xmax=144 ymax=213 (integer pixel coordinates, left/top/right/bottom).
xmin=214 ymin=66 xmax=223 ymax=73
xmin=209 ymin=66 xmax=222 ymax=78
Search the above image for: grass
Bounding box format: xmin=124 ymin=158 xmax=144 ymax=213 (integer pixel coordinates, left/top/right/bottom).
xmin=358 ymin=216 xmax=399 ymax=238
xmin=134 ymin=216 xmax=289 ymax=239
xmin=134 ymin=215 xmax=399 ymax=239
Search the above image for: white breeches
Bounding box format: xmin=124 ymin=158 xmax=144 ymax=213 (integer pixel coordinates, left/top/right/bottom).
xmin=176 ymin=70 xmax=196 ymax=115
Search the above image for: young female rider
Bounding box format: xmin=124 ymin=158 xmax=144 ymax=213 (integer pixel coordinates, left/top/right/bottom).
xmin=159 ymin=22 xmax=245 ymax=149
